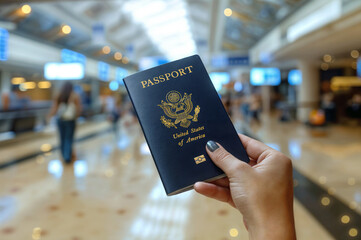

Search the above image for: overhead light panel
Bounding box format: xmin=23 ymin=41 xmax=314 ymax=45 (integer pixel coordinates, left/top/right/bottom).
xmin=123 ymin=0 xmax=197 ymax=60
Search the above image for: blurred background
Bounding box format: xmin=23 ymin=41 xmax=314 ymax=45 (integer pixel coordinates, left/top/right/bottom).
xmin=0 ymin=0 xmax=361 ymax=239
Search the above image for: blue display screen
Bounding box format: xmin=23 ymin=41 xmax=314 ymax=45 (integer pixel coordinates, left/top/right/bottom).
xmin=139 ymin=57 xmax=168 ymax=70
xmin=98 ymin=62 xmax=109 ymax=81
xmin=358 ymin=58 xmax=361 ymax=78
xmin=250 ymin=68 xmax=281 ymax=86
xmin=209 ymin=72 xmax=230 ymax=91
xmin=61 ymin=49 xmax=86 ymax=65
xmin=44 ymin=63 xmax=84 ymax=80
xmin=288 ymin=69 xmax=302 ymax=85
xmin=0 ymin=28 xmax=9 ymax=61
xmin=116 ymin=67 xmax=128 ymax=85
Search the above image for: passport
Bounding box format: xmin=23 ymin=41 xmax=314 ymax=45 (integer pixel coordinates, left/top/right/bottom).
xmin=123 ymin=55 xmax=249 ymax=196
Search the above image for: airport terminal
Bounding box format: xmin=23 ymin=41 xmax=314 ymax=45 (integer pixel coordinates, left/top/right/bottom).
xmin=0 ymin=0 xmax=361 ymax=239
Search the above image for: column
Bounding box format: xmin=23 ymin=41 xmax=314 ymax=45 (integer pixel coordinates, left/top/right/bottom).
xmin=261 ymin=85 xmax=271 ymax=115
xmin=0 ymin=70 xmax=11 ymax=94
xmin=297 ymin=61 xmax=320 ymax=122
xmin=91 ymin=78 xmax=99 ymax=109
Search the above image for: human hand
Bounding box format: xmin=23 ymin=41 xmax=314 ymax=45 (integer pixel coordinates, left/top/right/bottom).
xmin=194 ymin=134 xmax=296 ymax=240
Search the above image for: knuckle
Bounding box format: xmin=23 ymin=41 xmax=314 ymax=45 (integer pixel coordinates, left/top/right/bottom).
xmin=214 ymin=150 xmax=233 ymax=162
xmin=280 ymin=155 xmax=293 ymax=169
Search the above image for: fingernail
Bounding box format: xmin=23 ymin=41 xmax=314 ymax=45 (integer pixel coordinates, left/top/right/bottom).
xmin=207 ymin=140 xmax=219 ymax=152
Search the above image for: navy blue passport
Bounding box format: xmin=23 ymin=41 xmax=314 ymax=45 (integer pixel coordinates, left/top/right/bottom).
xmin=123 ymin=55 xmax=249 ymax=196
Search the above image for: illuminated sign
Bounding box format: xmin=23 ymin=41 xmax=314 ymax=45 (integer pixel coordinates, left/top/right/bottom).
xmin=358 ymin=58 xmax=361 ymax=78
xmin=209 ymin=72 xmax=230 ymax=91
xmin=116 ymin=67 xmax=128 ymax=85
xmin=288 ymin=69 xmax=302 ymax=85
xmin=98 ymin=61 xmax=109 ymax=81
xmin=139 ymin=57 xmax=168 ymax=70
xmin=250 ymin=68 xmax=280 ymax=86
xmin=212 ymin=55 xmax=249 ymax=68
xmin=44 ymin=63 xmax=84 ymax=80
xmin=0 ymin=28 xmax=9 ymax=61
xmin=61 ymin=49 xmax=86 ymax=64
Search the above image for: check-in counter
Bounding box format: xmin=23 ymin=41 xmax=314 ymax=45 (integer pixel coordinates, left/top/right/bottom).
xmin=0 ymin=101 xmax=51 ymax=133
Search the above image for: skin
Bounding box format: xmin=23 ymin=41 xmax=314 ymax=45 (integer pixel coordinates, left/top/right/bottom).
xmin=194 ymin=134 xmax=296 ymax=240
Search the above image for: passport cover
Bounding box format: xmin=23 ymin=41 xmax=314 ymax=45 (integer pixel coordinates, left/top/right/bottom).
xmin=123 ymin=55 xmax=249 ymax=196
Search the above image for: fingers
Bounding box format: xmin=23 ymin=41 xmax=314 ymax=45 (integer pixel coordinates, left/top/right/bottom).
xmin=206 ymin=141 xmax=250 ymax=176
xmin=194 ymin=182 xmax=235 ymax=208
xmin=238 ymin=134 xmax=273 ymax=161
xmin=212 ymin=177 xmax=229 ymax=187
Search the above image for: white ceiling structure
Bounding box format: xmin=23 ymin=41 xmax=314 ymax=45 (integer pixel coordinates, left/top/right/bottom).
xmin=0 ymin=0 xmax=307 ymax=68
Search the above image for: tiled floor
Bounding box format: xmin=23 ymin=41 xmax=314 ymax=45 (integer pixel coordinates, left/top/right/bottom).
xmin=1 ymin=114 xmax=358 ymax=239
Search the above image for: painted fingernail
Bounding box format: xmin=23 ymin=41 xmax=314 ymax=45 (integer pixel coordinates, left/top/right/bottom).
xmin=207 ymin=141 xmax=219 ymax=152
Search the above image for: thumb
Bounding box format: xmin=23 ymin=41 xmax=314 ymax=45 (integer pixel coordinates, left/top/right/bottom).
xmin=206 ymin=140 xmax=250 ymax=176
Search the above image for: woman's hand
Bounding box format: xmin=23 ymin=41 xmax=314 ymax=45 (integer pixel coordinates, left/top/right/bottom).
xmin=194 ymin=134 xmax=296 ymax=240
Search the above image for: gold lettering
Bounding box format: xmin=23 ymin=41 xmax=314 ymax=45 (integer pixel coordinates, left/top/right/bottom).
xmin=178 ymin=68 xmax=186 ymax=76
xmin=191 ymin=126 xmax=205 ymax=133
xmin=141 ymin=65 xmax=194 ymax=88
xmin=186 ymin=133 xmax=205 ymax=144
xmin=147 ymin=79 xmax=154 ymax=86
xmin=185 ymin=65 xmax=193 ymax=73
xmin=173 ymin=130 xmax=189 ymax=139
xmin=141 ymin=80 xmax=147 ymax=88
xmin=171 ymin=71 xmax=179 ymax=78
xmin=164 ymin=73 xmax=171 ymax=80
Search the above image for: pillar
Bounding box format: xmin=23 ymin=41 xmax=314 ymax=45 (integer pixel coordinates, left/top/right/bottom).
xmin=297 ymin=61 xmax=320 ymax=122
xmin=91 ymin=78 xmax=99 ymax=109
xmin=0 ymin=70 xmax=11 ymax=94
xmin=261 ymin=85 xmax=271 ymax=115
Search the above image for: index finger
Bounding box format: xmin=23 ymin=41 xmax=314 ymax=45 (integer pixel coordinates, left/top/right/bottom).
xmin=238 ymin=134 xmax=272 ymax=160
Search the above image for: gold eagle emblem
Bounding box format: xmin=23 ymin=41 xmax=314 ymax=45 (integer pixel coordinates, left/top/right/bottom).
xmin=158 ymin=91 xmax=200 ymax=129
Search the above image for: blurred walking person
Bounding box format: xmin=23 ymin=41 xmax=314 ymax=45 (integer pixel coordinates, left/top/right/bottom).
xmin=48 ymin=82 xmax=82 ymax=164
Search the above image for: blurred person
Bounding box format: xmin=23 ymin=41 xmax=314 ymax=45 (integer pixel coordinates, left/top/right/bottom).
xmin=105 ymin=94 xmax=122 ymax=139
xmin=221 ymin=93 xmax=232 ymax=117
xmin=1 ymin=84 xmax=30 ymax=111
xmin=240 ymin=95 xmax=250 ymax=123
xmin=249 ymin=93 xmax=261 ymax=126
xmin=321 ymin=92 xmax=336 ymax=123
xmin=347 ymin=93 xmax=361 ymax=125
xmin=195 ymin=135 xmax=296 ymax=240
xmin=48 ymin=82 xmax=82 ymax=164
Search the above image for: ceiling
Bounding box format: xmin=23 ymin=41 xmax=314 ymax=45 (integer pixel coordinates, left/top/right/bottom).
xmin=0 ymin=0 xmax=308 ymax=68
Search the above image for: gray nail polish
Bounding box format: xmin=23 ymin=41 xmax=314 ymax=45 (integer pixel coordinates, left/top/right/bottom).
xmin=207 ymin=141 xmax=219 ymax=152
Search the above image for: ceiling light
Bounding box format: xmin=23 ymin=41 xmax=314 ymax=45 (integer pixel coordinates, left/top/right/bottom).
xmin=321 ymin=63 xmax=329 ymax=71
xmin=122 ymin=0 xmax=197 ymax=60
xmin=38 ymin=81 xmax=51 ymax=89
xmin=224 ymin=8 xmax=232 ymax=17
xmin=349 ymin=228 xmax=358 ymax=237
xmin=341 ymin=215 xmax=350 ymax=224
xmin=11 ymin=77 xmax=25 ymax=85
xmin=21 ymin=82 xmax=36 ymax=90
xmin=114 ymin=52 xmax=122 ymax=60
xmin=323 ymin=54 xmax=332 ymax=63
xmin=122 ymin=57 xmax=129 ymax=64
xmin=61 ymin=25 xmax=71 ymax=35
xmin=21 ymin=5 xmax=32 ymax=14
xmin=102 ymin=46 xmax=111 ymax=54
xmin=351 ymin=50 xmax=359 ymax=58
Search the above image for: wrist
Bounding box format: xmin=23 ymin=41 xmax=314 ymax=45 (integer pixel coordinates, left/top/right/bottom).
xmin=247 ymin=209 xmax=296 ymax=240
